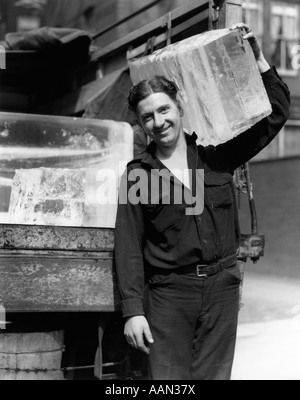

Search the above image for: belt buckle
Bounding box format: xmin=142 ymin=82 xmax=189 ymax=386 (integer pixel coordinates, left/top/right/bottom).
xmin=196 ymin=264 xmax=208 ymax=277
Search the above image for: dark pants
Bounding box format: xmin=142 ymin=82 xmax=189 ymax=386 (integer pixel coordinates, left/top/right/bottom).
xmin=146 ymin=264 xmax=241 ymax=380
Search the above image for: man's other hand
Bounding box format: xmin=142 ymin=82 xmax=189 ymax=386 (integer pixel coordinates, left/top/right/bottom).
xmin=124 ymin=315 xmax=154 ymax=355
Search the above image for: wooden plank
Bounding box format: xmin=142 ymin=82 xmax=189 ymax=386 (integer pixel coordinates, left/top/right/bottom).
xmin=0 ymin=224 xmax=114 ymax=252
xmin=0 ymin=350 xmax=63 ymax=371
xmin=216 ymin=0 xmax=243 ymax=29
xmin=0 ymin=331 xmax=63 ymax=370
xmin=0 ymin=331 xmax=64 ymax=353
xmin=0 ymin=250 xmax=112 ymax=259
xmin=91 ymin=0 xmax=209 ymax=61
xmin=127 ymin=9 xmax=209 ymax=60
xmin=0 ymin=370 xmax=64 ymax=380
xmin=0 ymin=255 xmax=120 ymax=312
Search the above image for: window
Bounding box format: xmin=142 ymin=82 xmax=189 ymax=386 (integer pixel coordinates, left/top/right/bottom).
xmin=242 ymin=0 xmax=264 ymax=46
xmin=270 ymin=2 xmax=300 ymax=75
xmin=16 ymin=14 xmax=40 ymax=31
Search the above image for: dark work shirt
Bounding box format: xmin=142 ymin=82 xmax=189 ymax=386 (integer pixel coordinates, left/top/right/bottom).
xmin=115 ymin=66 xmax=290 ymax=318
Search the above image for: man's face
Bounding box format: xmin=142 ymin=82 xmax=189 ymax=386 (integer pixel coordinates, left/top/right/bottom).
xmin=136 ymin=92 xmax=184 ymax=149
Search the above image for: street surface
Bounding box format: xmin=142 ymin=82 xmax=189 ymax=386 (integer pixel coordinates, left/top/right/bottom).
xmin=231 ymin=269 xmax=300 ymax=380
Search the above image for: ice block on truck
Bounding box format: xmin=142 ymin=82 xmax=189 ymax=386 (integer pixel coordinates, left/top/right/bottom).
xmin=0 ymin=113 xmax=134 ymax=227
xmin=9 ymin=168 xmax=86 ymax=226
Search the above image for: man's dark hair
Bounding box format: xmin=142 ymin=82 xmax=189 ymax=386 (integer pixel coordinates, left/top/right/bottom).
xmin=128 ymin=75 xmax=179 ymax=114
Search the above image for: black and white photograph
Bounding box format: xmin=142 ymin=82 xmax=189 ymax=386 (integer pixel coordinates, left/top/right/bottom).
xmin=0 ymin=0 xmax=299 ymax=384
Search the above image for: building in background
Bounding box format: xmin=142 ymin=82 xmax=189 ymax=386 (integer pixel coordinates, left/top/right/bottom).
xmin=239 ymin=0 xmax=300 ymax=282
xmin=243 ymin=0 xmax=300 ymax=160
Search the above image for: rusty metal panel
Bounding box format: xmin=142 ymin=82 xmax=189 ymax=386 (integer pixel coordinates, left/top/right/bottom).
xmin=0 ymin=225 xmax=118 ymax=312
xmin=0 ymin=251 xmax=120 ymax=312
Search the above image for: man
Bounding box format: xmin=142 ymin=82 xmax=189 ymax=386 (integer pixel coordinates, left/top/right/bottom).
xmin=114 ymin=24 xmax=290 ymax=380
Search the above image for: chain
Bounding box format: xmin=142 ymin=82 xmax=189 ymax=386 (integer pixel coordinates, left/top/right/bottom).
xmin=234 ymin=165 xmax=248 ymax=209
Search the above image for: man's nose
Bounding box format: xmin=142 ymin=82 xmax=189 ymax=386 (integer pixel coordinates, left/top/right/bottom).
xmin=153 ymin=113 xmax=164 ymax=128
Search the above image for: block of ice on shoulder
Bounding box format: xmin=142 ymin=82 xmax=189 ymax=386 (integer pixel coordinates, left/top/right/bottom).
xmin=129 ymin=28 xmax=272 ymax=146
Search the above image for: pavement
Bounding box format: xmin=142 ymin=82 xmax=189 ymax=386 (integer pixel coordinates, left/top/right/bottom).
xmin=231 ymin=269 xmax=300 ymax=380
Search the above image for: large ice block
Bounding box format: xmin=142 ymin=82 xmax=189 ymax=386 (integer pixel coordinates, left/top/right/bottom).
xmin=129 ymin=28 xmax=272 ymax=146
xmin=9 ymin=168 xmax=86 ymax=226
xmin=0 ymin=113 xmax=134 ymax=227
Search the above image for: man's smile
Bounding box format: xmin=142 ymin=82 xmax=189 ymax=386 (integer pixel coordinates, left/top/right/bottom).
xmin=154 ymin=125 xmax=171 ymax=135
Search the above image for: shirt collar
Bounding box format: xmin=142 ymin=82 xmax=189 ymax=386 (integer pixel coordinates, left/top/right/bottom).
xmin=141 ymin=131 xmax=198 ymax=168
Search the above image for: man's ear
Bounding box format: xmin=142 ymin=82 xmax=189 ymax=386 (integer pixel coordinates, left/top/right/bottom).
xmin=176 ymin=94 xmax=184 ymax=117
xmin=177 ymin=101 xmax=184 ymax=117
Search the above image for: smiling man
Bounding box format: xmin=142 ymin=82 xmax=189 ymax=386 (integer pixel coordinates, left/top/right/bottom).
xmin=114 ymin=24 xmax=290 ymax=380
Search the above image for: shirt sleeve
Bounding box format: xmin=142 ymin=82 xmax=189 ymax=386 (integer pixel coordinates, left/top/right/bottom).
xmin=114 ymin=166 xmax=146 ymax=318
xmin=204 ymin=65 xmax=291 ymax=172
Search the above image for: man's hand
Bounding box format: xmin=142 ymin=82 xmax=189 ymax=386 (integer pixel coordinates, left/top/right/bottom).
xmin=230 ymin=23 xmax=270 ymax=74
xmin=124 ymin=315 xmax=154 ymax=355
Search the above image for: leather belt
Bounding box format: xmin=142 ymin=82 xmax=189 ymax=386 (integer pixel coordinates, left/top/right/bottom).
xmin=150 ymin=253 xmax=237 ymax=278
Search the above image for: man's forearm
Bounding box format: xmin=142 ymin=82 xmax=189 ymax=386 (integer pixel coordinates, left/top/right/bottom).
xmin=257 ymin=55 xmax=271 ymax=74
